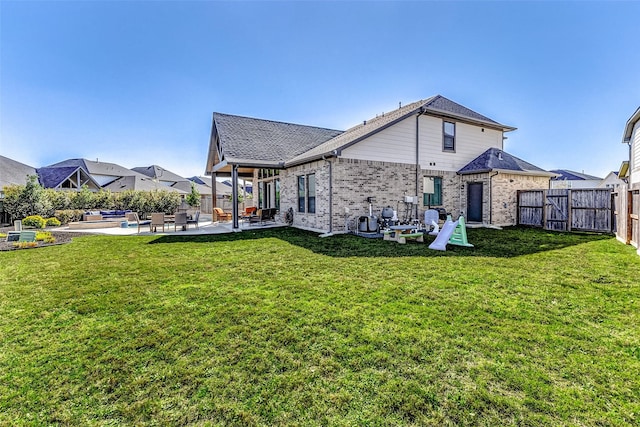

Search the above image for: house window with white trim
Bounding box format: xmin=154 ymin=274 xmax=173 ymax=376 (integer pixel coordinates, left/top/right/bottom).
xmin=443 ymin=121 xmax=455 ymax=152
xmin=423 ymin=176 xmax=442 ymax=206
xmin=307 ymin=174 xmax=316 ymax=214
xmin=298 ymin=175 xmax=305 ymax=213
xmin=297 ymin=173 xmax=316 ymax=214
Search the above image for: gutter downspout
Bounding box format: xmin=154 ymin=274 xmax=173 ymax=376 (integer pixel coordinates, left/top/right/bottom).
xmin=416 ymin=109 xmax=425 ymax=221
xmin=323 ymin=155 xmax=333 ymax=234
xmin=489 ymin=171 xmax=499 ymax=225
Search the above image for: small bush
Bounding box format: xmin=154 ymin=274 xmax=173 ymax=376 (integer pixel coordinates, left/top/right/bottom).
xmin=36 ymin=231 xmax=56 ymax=243
xmin=54 ymin=210 xmax=84 ymax=224
xmin=12 ymin=241 xmax=38 ymax=249
xmin=22 ymin=215 xmax=46 ymax=229
xmin=45 ymin=217 xmax=61 ymax=227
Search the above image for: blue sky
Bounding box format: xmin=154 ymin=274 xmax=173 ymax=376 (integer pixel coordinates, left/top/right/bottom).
xmin=2 ymin=1 xmax=639 ymax=179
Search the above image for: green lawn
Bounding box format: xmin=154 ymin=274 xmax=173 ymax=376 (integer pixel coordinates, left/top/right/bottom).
xmin=1 ymin=227 xmax=638 ymax=426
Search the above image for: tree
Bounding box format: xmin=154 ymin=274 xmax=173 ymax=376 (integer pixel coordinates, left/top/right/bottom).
xmin=186 ymin=182 xmax=201 ymax=208
xmin=3 ymin=175 xmax=52 ymax=220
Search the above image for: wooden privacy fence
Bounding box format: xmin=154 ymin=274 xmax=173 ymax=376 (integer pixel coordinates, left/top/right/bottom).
xmin=614 ymin=186 xmax=640 ymax=247
xmin=517 ymin=188 xmax=613 ymax=233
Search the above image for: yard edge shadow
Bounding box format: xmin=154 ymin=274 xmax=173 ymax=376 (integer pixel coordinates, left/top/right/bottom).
xmin=147 ymin=226 xmax=614 ymax=258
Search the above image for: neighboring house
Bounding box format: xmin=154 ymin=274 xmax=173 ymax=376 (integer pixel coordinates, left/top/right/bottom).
xmin=0 ymin=155 xmax=37 ymax=224
xmin=550 ymin=169 xmax=603 ymax=189
xmin=206 ymin=95 xmax=554 ymax=231
xmin=616 ymin=106 xmax=640 ymax=255
xmin=37 ymin=165 xmax=101 ymax=191
xmin=102 ymin=174 xmax=185 ymax=193
xmin=598 ymin=171 xmax=625 ymax=190
xmin=133 ymin=165 xmax=190 ymax=188
xmin=40 ymin=158 xmax=146 ymax=189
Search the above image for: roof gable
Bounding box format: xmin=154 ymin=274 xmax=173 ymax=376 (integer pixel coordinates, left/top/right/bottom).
xmin=36 ymin=165 xmax=101 ymax=189
xmin=213 ymin=113 xmax=343 ymax=165
xmin=623 ymin=106 xmax=640 ymax=142
xmin=458 ymin=148 xmax=553 ymax=176
xmin=423 ymin=95 xmax=501 ymax=126
xmin=0 ymin=155 xmax=37 ymax=188
xmin=286 ymin=95 xmax=515 ymax=166
xmin=133 ymin=165 xmax=187 ymax=183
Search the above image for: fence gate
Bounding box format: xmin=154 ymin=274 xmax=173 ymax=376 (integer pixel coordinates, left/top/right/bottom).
xmin=517 ymin=189 xmax=613 ymax=233
xmin=631 ymin=189 xmax=640 ymax=247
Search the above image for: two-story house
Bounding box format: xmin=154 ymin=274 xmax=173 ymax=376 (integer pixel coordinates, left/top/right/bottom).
xmin=206 ymin=95 xmax=554 ymax=232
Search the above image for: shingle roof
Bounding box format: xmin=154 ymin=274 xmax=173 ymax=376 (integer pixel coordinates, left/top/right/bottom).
xmin=549 ymin=170 xmax=602 ymax=181
xmin=213 ymin=113 xmax=343 ymax=165
xmin=133 ymin=165 xmax=187 ymax=184
xmin=46 ymin=158 xmax=144 ymax=182
xmin=286 ymin=95 xmax=515 ymax=166
xmin=36 ymin=166 xmax=80 ymax=188
xmin=458 ymin=148 xmax=554 ymax=176
xmin=102 ymin=175 xmax=188 ymax=193
xmin=0 ymin=155 xmax=36 ymax=189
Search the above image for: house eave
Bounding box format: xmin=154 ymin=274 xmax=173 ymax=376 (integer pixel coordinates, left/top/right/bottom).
xmin=458 ymin=168 xmax=558 ymax=177
xmin=425 ymin=107 xmax=516 ymax=132
xmin=623 ymin=106 xmax=640 ymax=142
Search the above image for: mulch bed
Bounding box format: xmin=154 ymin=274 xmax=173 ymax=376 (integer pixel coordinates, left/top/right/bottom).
xmin=0 ymin=228 xmax=86 ymax=251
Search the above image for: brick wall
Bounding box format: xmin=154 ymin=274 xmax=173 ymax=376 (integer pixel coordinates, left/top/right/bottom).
xmin=278 ymin=158 xmax=551 ymax=232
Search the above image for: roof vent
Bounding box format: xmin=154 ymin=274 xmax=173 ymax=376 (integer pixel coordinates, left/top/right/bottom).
xmin=497 ymin=151 xmax=503 ymax=161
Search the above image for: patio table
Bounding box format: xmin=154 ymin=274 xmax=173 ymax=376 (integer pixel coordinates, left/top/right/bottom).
xmin=386 ymin=225 xmax=424 ymax=244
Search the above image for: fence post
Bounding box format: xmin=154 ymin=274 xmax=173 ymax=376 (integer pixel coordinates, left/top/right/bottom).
xmin=567 ymin=189 xmax=572 ymax=232
xmin=542 ymin=190 xmax=547 ymax=230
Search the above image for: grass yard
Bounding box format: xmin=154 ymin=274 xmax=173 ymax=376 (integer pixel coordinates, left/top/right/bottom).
xmin=0 ymin=227 xmax=639 ymax=426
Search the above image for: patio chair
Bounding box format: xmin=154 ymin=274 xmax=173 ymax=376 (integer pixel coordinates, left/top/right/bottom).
xmin=241 ymin=207 xmax=257 ymax=222
xmin=249 ymin=209 xmax=263 ymax=226
xmin=424 ymin=209 xmax=440 ymax=235
xmin=213 ymin=207 xmax=232 ymax=221
xmin=249 ymin=208 xmax=276 ymax=226
xmin=174 ymin=212 xmax=188 ymax=231
xmin=187 ymin=211 xmax=200 ymax=229
xmin=150 ymin=213 xmax=165 ymax=232
xmin=127 ymin=212 xmax=151 ymax=233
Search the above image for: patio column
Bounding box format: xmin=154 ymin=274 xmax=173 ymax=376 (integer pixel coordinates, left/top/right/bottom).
xmin=232 ymin=164 xmax=239 ymax=230
xmin=211 ymin=172 xmax=217 ymax=221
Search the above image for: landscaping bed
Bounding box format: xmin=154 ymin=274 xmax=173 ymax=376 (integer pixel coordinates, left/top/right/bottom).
xmin=0 ymin=227 xmax=79 ymax=251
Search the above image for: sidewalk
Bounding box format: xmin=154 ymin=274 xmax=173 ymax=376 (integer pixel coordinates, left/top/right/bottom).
xmin=54 ymin=217 xmax=285 ymax=236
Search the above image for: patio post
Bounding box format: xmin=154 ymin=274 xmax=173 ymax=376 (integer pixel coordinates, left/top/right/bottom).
xmin=232 ymin=164 xmax=239 ymax=230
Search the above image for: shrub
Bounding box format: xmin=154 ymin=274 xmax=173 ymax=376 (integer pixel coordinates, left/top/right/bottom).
xmin=22 ymin=215 xmax=46 ymax=229
xmin=71 ymin=186 xmax=95 ymax=210
xmin=45 ymin=189 xmax=72 ymax=212
xmin=54 ymin=210 xmax=83 ymax=224
xmin=36 ymin=231 xmax=55 ymax=243
xmin=186 ymin=182 xmax=201 ymax=208
xmin=3 ymin=175 xmax=52 ymax=220
xmin=12 ymin=241 xmax=38 ymax=249
xmin=45 ymin=217 xmax=61 ymax=227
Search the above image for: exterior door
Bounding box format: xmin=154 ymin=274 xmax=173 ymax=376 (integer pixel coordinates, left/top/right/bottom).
xmin=467 ymin=183 xmax=483 ymax=222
